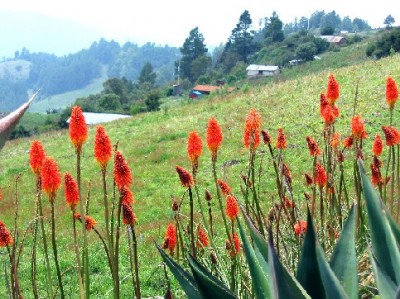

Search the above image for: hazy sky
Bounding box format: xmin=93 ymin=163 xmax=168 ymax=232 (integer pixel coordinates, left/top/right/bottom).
xmin=1 ymin=0 xmax=399 ymax=56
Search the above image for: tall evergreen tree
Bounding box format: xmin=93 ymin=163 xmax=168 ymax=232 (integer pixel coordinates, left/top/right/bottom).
xmin=264 ymin=11 xmax=284 ymax=43
xmin=138 ymin=62 xmax=156 ymax=86
xmin=179 ymin=27 xmax=208 ymax=82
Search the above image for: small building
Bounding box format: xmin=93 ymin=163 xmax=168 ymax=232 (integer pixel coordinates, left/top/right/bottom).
xmin=319 ymin=35 xmax=348 ymax=46
xmin=246 ymin=65 xmax=280 ymax=79
xmin=192 ymin=85 xmax=220 ymax=95
xmin=67 ymin=112 xmax=131 ymax=125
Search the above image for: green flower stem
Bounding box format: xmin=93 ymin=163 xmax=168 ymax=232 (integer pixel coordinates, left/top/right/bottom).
xmin=50 ymin=201 xmax=65 ymax=299
xmin=188 ymin=186 xmax=196 ymax=259
xmin=130 ymin=224 xmax=141 ymax=299
xmin=72 ymin=211 xmax=85 ymax=299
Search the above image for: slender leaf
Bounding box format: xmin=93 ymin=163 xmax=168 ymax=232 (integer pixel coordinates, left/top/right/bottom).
xmin=155 ymin=243 xmax=201 ymax=299
xmin=370 ymin=254 xmax=397 ymax=299
xmin=296 ymin=210 xmax=326 ymax=299
xmin=237 ymin=218 xmax=272 ymax=299
xmin=330 ymin=205 xmax=358 ymax=299
xmin=358 ymin=159 xmax=400 ymax=285
xmin=316 ymin=246 xmax=349 ymax=299
xmin=0 ymin=91 xmax=38 ymax=151
xmin=267 ymin=231 xmax=311 ymax=299
xmin=386 ymin=212 xmax=400 ymax=247
xmin=187 ymin=255 xmax=236 ymax=299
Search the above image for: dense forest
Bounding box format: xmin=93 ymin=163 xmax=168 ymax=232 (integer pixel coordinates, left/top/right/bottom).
xmin=0 ymin=9 xmax=394 ymax=114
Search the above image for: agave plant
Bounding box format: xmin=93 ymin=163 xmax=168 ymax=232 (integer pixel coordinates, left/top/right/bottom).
xmin=158 ymin=158 xmax=400 ymax=299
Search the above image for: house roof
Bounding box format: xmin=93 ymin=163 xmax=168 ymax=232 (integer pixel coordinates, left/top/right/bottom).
xmin=192 ymin=85 xmax=220 ymax=92
xmin=319 ymin=35 xmax=347 ymax=43
xmin=67 ymin=112 xmax=131 ymax=125
xmin=246 ymin=64 xmax=279 ymax=71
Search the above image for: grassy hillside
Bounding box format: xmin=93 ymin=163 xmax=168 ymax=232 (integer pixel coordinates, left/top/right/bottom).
xmin=0 ymin=60 xmax=31 ymax=80
xmin=0 ymin=52 xmax=399 ymax=297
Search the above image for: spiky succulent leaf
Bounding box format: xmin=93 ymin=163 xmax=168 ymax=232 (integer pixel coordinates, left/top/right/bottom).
xmin=330 ymin=205 xmax=358 ymax=299
xmin=237 ymin=218 xmax=272 ymax=299
xmin=386 ymin=212 xmax=400 ymax=247
xmin=370 ymin=254 xmax=397 ymax=299
xmin=187 ymin=255 xmax=236 ymax=299
xmin=156 ymin=243 xmax=201 ymax=299
xmin=358 ymin=159 xmax=400 ymax=285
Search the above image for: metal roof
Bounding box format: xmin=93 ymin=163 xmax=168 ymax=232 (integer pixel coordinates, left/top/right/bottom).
xmin=246 ymin=64 xmax=279 ymax=71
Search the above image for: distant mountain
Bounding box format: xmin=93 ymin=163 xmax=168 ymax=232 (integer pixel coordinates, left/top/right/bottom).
xmin=0 ymin=10 xmax=103 ymax=59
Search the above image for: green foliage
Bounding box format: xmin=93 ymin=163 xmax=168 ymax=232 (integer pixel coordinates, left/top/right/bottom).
xmin=295 ymin=42 xmax=317 ymax=61
xmin=138 ymin=62 xmax=157 ymax=86
xmin=98 ymin=94 xmax=122 ymax=112
xmin=264 ymin=11 xmax=285 ymax=43
xmin=145 ymin=91 xmax=161 ymax=112
xmin=367 ymin=28 xmax=400 ymax=58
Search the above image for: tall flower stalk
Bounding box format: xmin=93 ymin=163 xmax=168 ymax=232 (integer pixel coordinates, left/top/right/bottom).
xmin=69 ymin=106 xmax=89 ymax=298
xmin=41 ymin=157 xmax=64 ymax=299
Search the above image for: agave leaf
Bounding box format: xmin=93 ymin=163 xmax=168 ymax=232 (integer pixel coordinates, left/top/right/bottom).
xmin=0 ymin=91 xmax=39 ymax=151
xmin=396 ymin=285 xmax=400 ymax=299
xmin=155 ymin=243 xmax=201 ymax=299
xmin=357 ymin=159 xmax=400 ymax=285
xmin=267 ymin=230 xmax=311 ymax=299
xmin=370 ymin=254 xmax=397 ymax=299
xmin=237 ymin=218 xmax=272 ymax=299
xmin=187 ymin=254 xmax=236 ymax=299
xmin=316 ymin=246 xmax=349 ymax=299
xmin=296 ymin=210 xmax=326 ymax=299
xmin=330 ymin=205 xmax=358 ymax=299
xmin=386 ymin=212 xmax=400 ymax=247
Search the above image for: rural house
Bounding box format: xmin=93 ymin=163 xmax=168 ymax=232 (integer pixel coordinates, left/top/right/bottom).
xmin=319 ymin=35 xmax=348 ymax=46
xmin=190 ymin=84 xmax=235 ymax=99
xmin=246 ymin=64 xmax=280 ymax=79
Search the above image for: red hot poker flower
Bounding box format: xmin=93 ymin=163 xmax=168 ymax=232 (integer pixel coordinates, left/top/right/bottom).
xmin=187 ymin=131 xmax=202 ymax=170
xmin=305 ymin=173 xmax=313 ymax=186
xmin=175 ymin=166 xmax=194 ymax=187
xmin=306 ymin=136 xmax=321 ymax=156
xmin=69 ymin=106 xmax=88 ymax=153
xmin=261 ymin=130 xmax=272 ymax=144
xmin=94 ymin=126 xmax=112 ymax=171
xmin=163 ymin=223 xmax=177 ymax=255
xmin=225 ymin=195 xmax=239 ymax=220
xmin=343 ymin=136 xmax=353 ymax=149
xmin=122 ymin=203 xmax=137 ymax=225
xmin=314 ymin=162 xmax=327 ymax=187
xmin=41 ymin=157 xmax=62 ymax=201
xmin=74 ymin=213 xmax=97 ymax=231
xmin=294 ymin=220 xmax=307 ymax=236
xmin=196 ymin=226 xmax=209 ymax=248
xmin=0 ymin=221 xmax=13 ymax=247
xmin=245 ymin=108 xmax=261 ymax=132
xmin=243 ymin=128 xmax=260 ymax=152
xmin=331 ymin=132 xmax=340 ymax=149
xmin=372 ymin=134 xmax=383 ymax=156
xmin=227 ymin=233 xmax=240 ymax=256
xmin=326 ymin=74 xmax=340 ymax=104
xmin=120 ymin=186 xmax=135 ymax=205
xmin=64 ymin=172 xmax=79 ymax=210
xmin=29 ymin=140 xmax=46 ymax=176
xmin=275 ymin=128 xmax=287 ymax=149
xmin=370 ymin=164 xmax=383 ymax=186
xmin=206 ymin=118 xmax=222 ymax=161
xmin=320 ymin=93 xmax=329 ymax=117
xmin=351 ymin=115 xmax=367 ymax=140
xmin=114 ymin=151 xmax=132 ymax=189
xmin=386 ymin=76 xmax=398 ymax=110
xmin=217 ymin=179 xmax=231 ymax=196
xmin=382 ymin=126 xmax=400 ymax=146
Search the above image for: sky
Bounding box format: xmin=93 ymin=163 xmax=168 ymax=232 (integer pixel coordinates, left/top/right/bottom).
xmin=0 ymin=0 xmax=399 ymax=57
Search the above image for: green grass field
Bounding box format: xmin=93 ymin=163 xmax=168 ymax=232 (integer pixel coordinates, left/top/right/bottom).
xmin=0 ymin=46 xmax=399 ymax=297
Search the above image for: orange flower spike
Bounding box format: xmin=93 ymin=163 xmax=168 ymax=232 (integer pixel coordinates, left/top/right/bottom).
xmin=187 ymin=131 xmax=202 ymax=169
xmin=319 ymin=93 xmax=329 ymax=117
xmin=163 ymin=223 xmax=177 ymax=255
xmin=243 ymin=128 xmax=260 ymax=151
xmin=372 ymin=134 xmax=383 ymax=156
xmin=206 ymin=118 xmax=223 ymax=161
xmin=382 ymin=126 xmax=400 ymax=146
xmin=196 ymin=226 xmax=209 ymax=248
xmin=225 ymin=195 xmax=239 ymax=220
xmin=314 ymin=162 xmax=327 ymax=187
xmin=284 ymin=197 xmax=294 ymax=209
xmin=175 ymin=166 xmax=194 ymax=187
xmin=294 ymin=220 xmax=307 ymax=236
xmin=120 ymin=186 xmax=135 ymax=205
xmin=217 ymin=179 xmax=231 ymax=196
xmin=114 ymin=151 xmax=132 ymax=189
xmin=322 ymin=104 xmax=340 ymax=125
xmin=0 ymin=221 xmax=13 ymax=247
xmin=275 ymin=128 xmax=287 ymax=149
xmin=370 ymin=164 xmax=382 ymax=186
xmin=122 ymin=203 xmax=137 ymax=225
xmin=331 ymin=132 xmax=340 ymax=149
xmin=74 ymin=213 xmax=97 ymax=231
xmin=231 ymin=233 xmax=240 ymax=256
xmin=69 ymin=106 xmax=88 ymax=153
xmin=351 ymin=115 xmax=367 ymax=140
xmin=245 ymin=108 xmax=262 ymax=132
xmin=343 ymin=136 xmax=353 ymax=149
xmin=29 ymin=140 xmax=46 ymax=176
xmin=306 ymin=136 xmax=321 ymax=156
xmin=64 ymin=172 xmax=79 ymax=210
xmin=326 ymin=74 xmax=340 ymax=104
xmin=41 ymin=157 xmax=62 ymax=201
xmin=94 ymin=126 xmax=112 ymax=171
xmin=386 ymin=76 xmax=398 ymax=110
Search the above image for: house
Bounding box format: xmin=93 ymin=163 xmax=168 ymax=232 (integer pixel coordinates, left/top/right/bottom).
xmin=192 ymin=85 xmax=221 ymax=95
xmin=319 ymin=35 xmax=348 ymax=46
xmin=67 ymin=112 xmax=131 ymax=125
xmin=246 ymin=65 xmax=280 ymax=79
